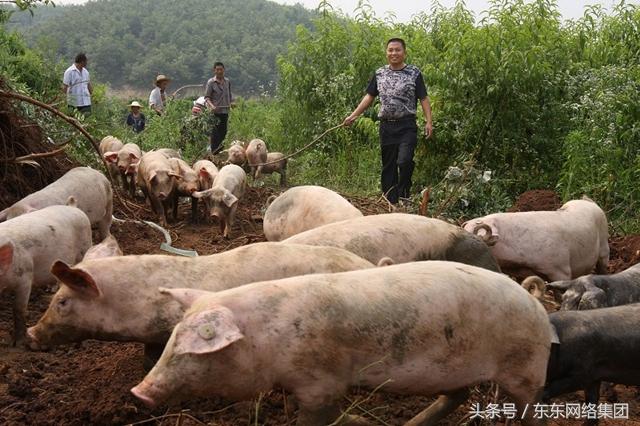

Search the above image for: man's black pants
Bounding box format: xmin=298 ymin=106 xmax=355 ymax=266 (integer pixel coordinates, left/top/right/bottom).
xmin=379 ymin=118 xmax=418 ymax=204
xmin=210 ymin=113 xmax=229 ymax=154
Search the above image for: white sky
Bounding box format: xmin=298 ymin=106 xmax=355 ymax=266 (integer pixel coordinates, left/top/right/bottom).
xmin=51 ymin=0 xmax=637 ymax=21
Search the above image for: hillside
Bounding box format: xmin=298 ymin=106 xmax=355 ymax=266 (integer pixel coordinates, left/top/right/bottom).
xmin=9 ymin=0 xmax=314 ymax=95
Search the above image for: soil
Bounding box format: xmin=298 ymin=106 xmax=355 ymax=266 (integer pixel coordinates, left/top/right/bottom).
xmin=508 ymin=190 xmax=562 ymax=212
xmin=1 ymin=185 xmax=640 ymax=425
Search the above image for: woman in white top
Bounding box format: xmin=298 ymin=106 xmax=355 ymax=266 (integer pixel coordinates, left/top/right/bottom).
xmin=149 ymin=75 xmax=171 ymax=115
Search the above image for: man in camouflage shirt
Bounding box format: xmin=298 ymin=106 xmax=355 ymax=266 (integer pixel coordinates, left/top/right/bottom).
xmin=344 ymin=38 xmax=433 ymax=205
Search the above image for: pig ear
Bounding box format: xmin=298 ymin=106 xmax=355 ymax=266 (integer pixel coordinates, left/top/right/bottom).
xmin=0 ymin=241 xmax=14 ymax=275
xmin=50 ymin=260 xmax=101 ymax=298
xmin=159 ymin=287 xmax=212 ymax=309
xmin=66 ymin=196 xmax=78 ymax=207
xmin=169 ymin=172 xmax=182 ymax=180
xmin=546 ymin=280 xmax=573 ymax=292
xmin=198 ymin=168 xmax=210 ymax=179
xmin=104 ymin=152 xmax=118 ymax=163
xmin=377 ymin=257 xmax=394 ymax=267
xmin=174 ymin=307 xmax=244 ymax=355
xmin=223 ymin=192 xmax=238 ymax=208
xmin=192 ymin=189 xmax=213 ymax=199
xmin=129 ymin=152 xmax=139 ymax=161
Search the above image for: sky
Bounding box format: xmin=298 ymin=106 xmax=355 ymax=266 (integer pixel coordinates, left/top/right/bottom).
xmin=51 ymin=0 xmax=638 ymax=22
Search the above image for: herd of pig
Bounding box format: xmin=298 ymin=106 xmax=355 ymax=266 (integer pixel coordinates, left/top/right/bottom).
xmin=100 ymin=135 xmax=287 ymax=235
xmin=1 ymin=140 xmax=639 ymax=425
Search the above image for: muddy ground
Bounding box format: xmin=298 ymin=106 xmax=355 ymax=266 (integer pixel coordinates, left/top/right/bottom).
xmin=1 ymin=188 xmax=639 ymax=425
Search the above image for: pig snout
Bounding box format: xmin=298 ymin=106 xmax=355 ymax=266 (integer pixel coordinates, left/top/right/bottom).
xmin=26 ymin=326 xmax=49 ymax=351
xmin=158 ymin=192 xmax=167 ymax=200
xmin=131 ymin=383 xmax=158 ymax=408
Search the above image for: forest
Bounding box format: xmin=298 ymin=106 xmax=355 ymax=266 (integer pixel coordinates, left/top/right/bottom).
xmin=7 ymin=0 xmax=314 ymax=94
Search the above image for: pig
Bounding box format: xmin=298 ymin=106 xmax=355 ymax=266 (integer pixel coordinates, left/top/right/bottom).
xmin=0 ymin=203 xmax=92 ymax=345
xmin=524 ymin=263 xmax=640 ymax=311
xmin=263 ymin=185 xmax=363 ymax=241
xmin=157 ymin=148 xmax=181 ymax=159
xmin=103 ymin=142 xmax=142 ymax=197
xmin=131 ymin=261 xmax=551 ymax=426
xmin=191 ymin=160 xmax=219 ymax=223
xmin=168 ymin=158 xmax=199 ymax=222
xmin=0 ymin=167 xmax=113 ymax=240
xmin=27 ymin=243 xmax=379 ymax=361
xmin=98 ymin=136 xmax=123 ymax=184
xmin=463 ymin=198 xmax=609 ymax=281
xmin=192 ymin=164 xmax=246 ymax=238
xmin=82 ymin=235 xmax=123 ymax=261
xmin=245 ymin=138 xmax=267 ymax=179
xmin=259 ymin=152 xmax=287 ymax=186
xmin=227 ymin=142 xmax=247 ymax=166
xmin=284 ymin=213 xmax=501 ymax=272
xmin=544 ymin=304 xmax=640 ymax=423
xmin=136 ymin=151 xmax=181 ymax=227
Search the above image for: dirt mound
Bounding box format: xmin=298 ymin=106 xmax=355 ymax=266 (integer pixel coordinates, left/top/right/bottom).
xmin=508 ymin=189 xmax=562 ymax=212
xmin=0 ymin=84 xmax=76 ymax=209
xmin=609 ymin=234 xmax=640 ymax=273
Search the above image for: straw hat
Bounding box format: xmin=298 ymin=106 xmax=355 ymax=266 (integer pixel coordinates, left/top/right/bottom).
xmin=155 ymin=74 xmax=171 ymax=85
xmin=129 ymin=101 xmax=142 ymax=108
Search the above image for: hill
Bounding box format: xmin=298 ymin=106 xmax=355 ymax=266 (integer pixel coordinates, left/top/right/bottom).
xmin=8 ymin=0 xmax=314 ymax=95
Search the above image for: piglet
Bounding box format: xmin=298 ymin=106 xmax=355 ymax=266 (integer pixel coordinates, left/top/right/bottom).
xmin=259 ymin=152 xmax=287 ymax=186
xmin=104 ymin=143 xmax=142 ymax=197
xmin=0 ymin=202 xmax=91 ymax=346
xmin=192 ymin=164 xmax=246 ymax=238
xmin=168 ymin=158 xmax=199 ymax=222
xmin=227 ymin=142 xmax=247 ymax=166
xmin=99 ymin=136 xmax=123 ymax=183
xmin=192 ymin=160 xmax=219 ymax=223
xmin=136 ymin=151 xmax=181 ymax=227
xmin=245 ymin=138 xmax=267 ymax=179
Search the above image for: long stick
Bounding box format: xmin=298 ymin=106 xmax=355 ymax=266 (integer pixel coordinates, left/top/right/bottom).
xmin=252 ymin=123 xmax=345 ymax=166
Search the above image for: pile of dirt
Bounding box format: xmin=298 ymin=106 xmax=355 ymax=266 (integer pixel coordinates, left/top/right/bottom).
xmin=508 ymin=189 xmax=562 ymax=212
xmin=608 ymin=234 xmax=640 ymax=273
xmin=0 ymin=84 xmax=76 ymax=209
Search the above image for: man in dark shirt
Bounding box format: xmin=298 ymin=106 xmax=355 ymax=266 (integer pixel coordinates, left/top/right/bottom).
xmin=204 ymin=62 xmax=234 ymax=154
xmin=344 ymin=38 xmax=433 ymax=205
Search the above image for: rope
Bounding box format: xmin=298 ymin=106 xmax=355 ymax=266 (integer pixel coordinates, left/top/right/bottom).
xmin=251 ymin=123 xmax=345 ymax=167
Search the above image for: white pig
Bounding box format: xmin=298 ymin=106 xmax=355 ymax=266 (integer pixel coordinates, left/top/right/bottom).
xmin=264 ymin=185 xmax=363 ymax=241
xmin=82 ymin=235 xmax=123 ymax=261
xmin=168 ymin=158 xmax=199 ymax=222
xmin=136 ymin=151 xmax=181 ymax=227
xmin=284 ymin=213 xmax=501 ymax=272
xmin=191 ymin=160 xmax=219 ymax=223
xmin=99 ymin=135 xmax=123 ymax=184
xmin=0 ymin=203 xmax=91 ymax=345
xmin=245 ymin=138 xmax=267 ymax=179
xmin=227 ymin=143 xmax=247 ymax=166
xmin=0 ymin=167 xmax=112 ymax=239
xmin=132 ymin=261 xmax=551 ymax=426
xmin=463 ymin=198 xmax=609 ymax=281
xmin=259 ymin=152 xmax=287 ymax=186
xmin=192 ymin=164 xmax=246 ymax=238
xmin=104 ymin=142 xmax=142 ymax=197
xmin=27 ymin=243 xmax=379 ymax=352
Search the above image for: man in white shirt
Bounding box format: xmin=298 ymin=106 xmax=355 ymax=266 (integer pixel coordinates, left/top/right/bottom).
xmin=62 ymin=53 xmax=93 ymax=115
xmin=149 ymin=75 xmax=171 ymax=115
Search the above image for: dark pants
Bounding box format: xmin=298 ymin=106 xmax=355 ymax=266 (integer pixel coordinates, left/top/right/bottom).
xmin=380 ymin=118 xmax=418 ymax=204
xmin=69 ymin=105 xmax=91 ymax=116
xmin=210 ymin=113 xmax=229 ymax=154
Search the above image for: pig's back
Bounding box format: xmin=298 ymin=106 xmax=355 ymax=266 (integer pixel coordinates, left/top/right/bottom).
xmin=209 ymin=261 xmax=551 ymax=393
xmin=283 ymin=213 xmax=457 ymax=263
xmin=0 ymin=206 xmax=92 ymax=282
xmin=264 ymin=186 xmax=362 ymax=241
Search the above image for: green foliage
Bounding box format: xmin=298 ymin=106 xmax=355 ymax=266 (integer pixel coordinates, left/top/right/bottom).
xmin=9 ymin=0 xmax=314 ymax=95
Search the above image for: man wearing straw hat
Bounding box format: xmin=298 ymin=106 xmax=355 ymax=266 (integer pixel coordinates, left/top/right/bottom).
xmin=204 ymin=62 xmax=234 ymax=154
xmin=149 ymin=74 xmax=171 ymax=115
xmin=126 ymin=101 xmax=146 ymax=133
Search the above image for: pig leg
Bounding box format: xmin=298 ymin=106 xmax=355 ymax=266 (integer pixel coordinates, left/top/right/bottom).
xmin=12 ymin=274 xmax=33 ymax=347
xmin=149 ymin=196 xmax=166 ymax=226
xmin=172 ymin=193 xmax=179 ymax=222
xmin=223 ymin=204 xmax=239 ymax=239
xmin=403 ymin=388 xmax=469 ymax=426
xmin=584 ymin=381 xmax=601 ymax=426
xmin=190 ymin=197 xmax=198 ymax=223
xmin=98 ymin=197 xmax=113 ymax=240
xmin=255 ymin=165 xmax=263 ymax=180
xmin=279 ymin=169 xmax=287 ymax=187
xmin=128 ymin=175 xmax=137 ymax=198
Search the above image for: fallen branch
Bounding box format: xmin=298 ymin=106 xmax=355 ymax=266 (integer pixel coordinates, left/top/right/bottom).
xmin=0 ymin=143 xmax=69 ymax=163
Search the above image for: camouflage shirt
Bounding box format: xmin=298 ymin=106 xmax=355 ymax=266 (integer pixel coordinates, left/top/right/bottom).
xmin=366 ymin=64 xmax=427 ymax=120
